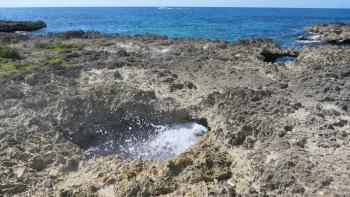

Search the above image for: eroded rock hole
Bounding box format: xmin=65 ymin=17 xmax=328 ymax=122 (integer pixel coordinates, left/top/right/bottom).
xmin=58 ymin=105 xmax=208 ymax=160
xmin=261 ymin=50 xmax=298 ymax=63
xmin=84 ymin=121 xmax=207 ymax=160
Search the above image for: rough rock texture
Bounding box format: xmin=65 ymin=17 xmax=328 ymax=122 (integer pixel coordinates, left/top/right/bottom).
xmin=0 ymin=20 xmax=46 ymax=32
xmin=300 ymin=22 xmax=350 ymax=44
xmin=0 ymin=31 xmax=349 ymax=196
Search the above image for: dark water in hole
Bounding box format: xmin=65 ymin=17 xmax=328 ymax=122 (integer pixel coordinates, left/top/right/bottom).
xmin=275 ymin=55 xmax=297 ymax=63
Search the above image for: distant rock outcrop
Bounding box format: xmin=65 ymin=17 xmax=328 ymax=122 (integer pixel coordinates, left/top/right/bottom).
xmin=0 ymin=20 xmax=46 ymax=32
xmin=300 ymin=22 xmax=350 ymax=44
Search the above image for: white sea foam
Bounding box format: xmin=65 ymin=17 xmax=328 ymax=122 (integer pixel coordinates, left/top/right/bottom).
xmin=85 ymin=122 xmax=207 ymax=160
xmin=298 ymin=33 xmax=321 ymax=44
xmin=297 ymin=40 xmax=321 ymax=44
xmin=310 ymin=35 xmax=321 ymax=40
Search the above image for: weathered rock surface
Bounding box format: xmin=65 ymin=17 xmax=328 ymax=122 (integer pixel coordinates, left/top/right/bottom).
xmin=0 ymin=30 xmax=349 ymax=196
xmin=0 ymin=20 xmax=46 ymax=32
xmin=301 ymin=22 xmax=350 ymax=44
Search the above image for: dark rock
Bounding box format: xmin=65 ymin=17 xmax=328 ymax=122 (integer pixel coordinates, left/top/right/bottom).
xmin=292 ymin=102 xmax=303 ymax=110
xmin=25 ymin=72 xmax=51 ymax=86
xmin=280 ymin=83 xmax=289 ymax=89
xmin=30 ymin=157 xmax=46 ymax=172
xmin=57 ymin=30 xmax=85 ymax=39
xmin=0 ymin=184 xmax=27 ymax=195
xmin=184 ymin=81 xmax=197 ymax=89
xmin=278 ymin=130 xmax=287 ymax=137
xmin=284 ymin=125 xmax=294 ymax=132
xmin=108 ymin=60 xmax=130 ymax=68
xmin=321 ymin=177 xmax=334 ymax=187
xmin=340 ymin=70 xmax=350 ymax=78
xmin=321 ymin=106 xmax=341 ymax=116
xmin=116 ymin=49 xmax=129 ymax=57
xmin=49 ymin=30 xmax=101 ymax=39
xmin=114 ymin=71 xmax=123 ymax=79
xmin=162 ymin=77 xmax=175 ymax=83
xmin=229 ymin=125 xmax=253 ymax=146
xmin=298 ymin=36 xmax=308 ymax=41
xmin=0 ymin=20 xmax=46 ymax=32
xmin=169 ymin=83 xmax=184 ymax=92
xmin=66 ymin=158 xmax=80 ymax=172
xmin=332 ymin=119 xmax=348 ymax=127
xmin=134 ymin=90 xmax=156 ymax=100
xmin=292 ymin=184 xmax=305 ymax=194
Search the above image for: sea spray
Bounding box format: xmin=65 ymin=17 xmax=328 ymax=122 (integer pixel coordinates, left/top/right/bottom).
xmin=84 ymin=122 xmax=207 ymax=160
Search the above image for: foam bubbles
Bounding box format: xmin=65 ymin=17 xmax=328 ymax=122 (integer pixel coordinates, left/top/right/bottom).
xmin=84 ymin=122 xmax=207 ymax=160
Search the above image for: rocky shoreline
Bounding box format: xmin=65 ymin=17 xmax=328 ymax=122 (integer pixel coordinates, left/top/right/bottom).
xmin=299 ymin=22 xmax=350 ymax=44
xmin=0 ymin=25 xmax=350 ymax=196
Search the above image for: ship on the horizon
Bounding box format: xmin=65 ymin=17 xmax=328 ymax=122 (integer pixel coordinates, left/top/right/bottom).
xmin=158 ymin=6 xmax=172 ymax=10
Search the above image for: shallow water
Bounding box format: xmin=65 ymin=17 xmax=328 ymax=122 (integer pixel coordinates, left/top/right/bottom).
xmin=1 ymin=7 xmax=350 ymax=47
xmin=84 ymin=122 xmax=207 ymax=160
xmin=275 ymin=55 xmax=297 ymax=63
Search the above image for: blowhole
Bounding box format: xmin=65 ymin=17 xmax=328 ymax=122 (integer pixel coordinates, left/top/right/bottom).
xmin=83 ymin=121 xmax=208 ymax=160
xmin=57 ymin=106 xmax=208 ymax=160
xmin=261 ymin=50 xmax=298 ymax=63
xmin=56 ymin=89 xmax=209 ymax=160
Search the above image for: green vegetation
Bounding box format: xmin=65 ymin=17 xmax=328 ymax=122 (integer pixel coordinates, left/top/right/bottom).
xmin=46 ymin=55 xmax=72 ymax=69
xmin=61 ymin=62 xmax=72 ymax=68
xmin=34 ymin=42 xmax=51 ymax=50
xmin=34 ymin=42 xmax=84 ymax=51
xmin=0 ymin=60 xmax=19 ymax=74
xmin=0 ymin=46 xmax=20 ymax=59
xmin=48 ymin=56 xmax=62 ymax=64
xmin=21 ymin=63 xmax=36 ymax=70
xmin=47 ymin=56 xmax=71 ymax=68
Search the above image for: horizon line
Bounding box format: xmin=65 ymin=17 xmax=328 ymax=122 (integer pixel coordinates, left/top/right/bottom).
xmin=0 ymin=6 xmax=349 ymax=9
